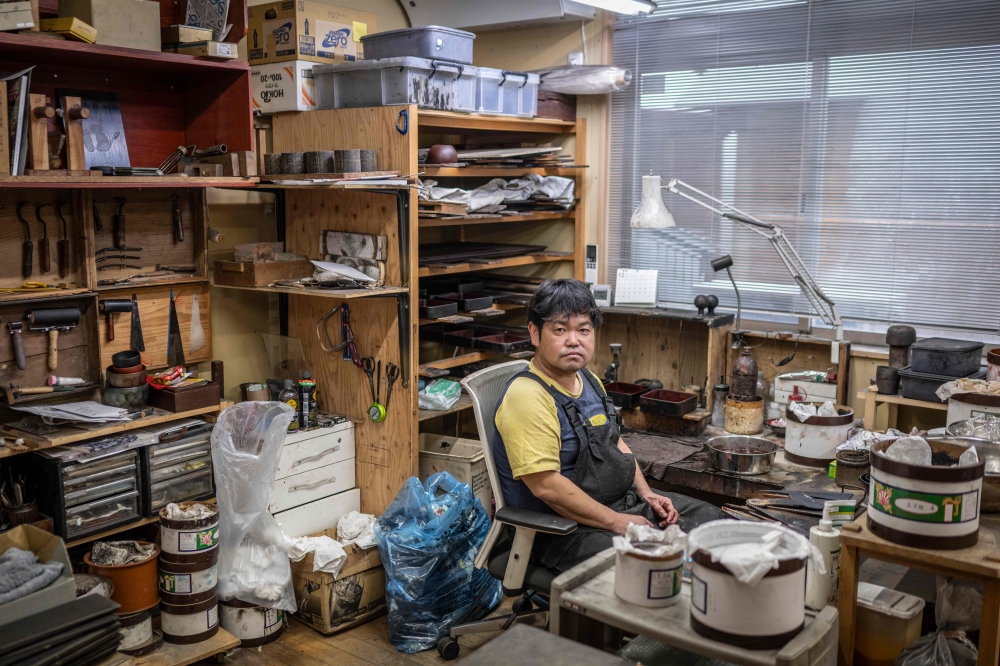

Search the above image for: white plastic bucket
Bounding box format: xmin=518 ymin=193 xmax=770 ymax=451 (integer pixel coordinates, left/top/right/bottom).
xmin=614 ymin=542 xmax=684 ymax=607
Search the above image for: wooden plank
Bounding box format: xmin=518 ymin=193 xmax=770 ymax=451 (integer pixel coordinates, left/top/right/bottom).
xmin=705 ymin=322 xmax=733 ymax=414
xmin=135 ymin=627 xmax=239 ymax=666
xmin=837 ymin=540 xmax=860 ymax=666
xmin=65 ymin=516 xmax=159 ymax=548
xmin=418 ymin=210 xmax=576 ymax=228
xmin=855 ymin=388 xmax=948 ymax=411
xmin=420 ymin=352 xmax=494 ymax=375
xmin=419 ymin=109 xmax=577 ymax=134
xmin=0 ymin=175 xmax=256 ymax=188
xmin=418 ymin=392 xmax=474 ymax=421
xmin=63 ymin=95 xmax=85 ymax=172
xmin=574 ymin=116 xmax=586 ymax=281
xmin=266 ymin=170 xmax=402 ymax=181
xmin=418 ymin=255 xmax=571 ymax=277
xmin=979 ymin=580 xmax=1000 ymax=666
xmin=98 ymin=283 xmax=213 ymax=371
xmin=421 ymin=166 xmax=585 ymax=178
xmin=214 ymin=284 xmax=409 ymax=299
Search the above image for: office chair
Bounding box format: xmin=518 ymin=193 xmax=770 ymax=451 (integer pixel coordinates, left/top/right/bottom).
xmin=436 ymin=361 xmax=578 ymax=660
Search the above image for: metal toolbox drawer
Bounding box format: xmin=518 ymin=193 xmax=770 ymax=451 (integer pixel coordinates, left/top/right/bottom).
xmin=273 ymin=488 xmax=361 ymax=539
xmin=65 ymin=490 xmax=141 ymax=540
xmin=150 ymin=454 xmax=212 ymax=483
xmin=276 ymin=429 xmax=355 ymax=480
xmin=64 ymin=475 xmax=137 ymax=507
xmin=269 ymin=458 xmax=355 ymax=514
xmin=140 ymin=424 xmax=215 ymax=517
xmin=149 ymin=468 xmax=214 ymax=513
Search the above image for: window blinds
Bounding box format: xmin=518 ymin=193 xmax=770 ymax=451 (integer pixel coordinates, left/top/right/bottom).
xmin=609 ymin=0 xmax=1000 ymax=334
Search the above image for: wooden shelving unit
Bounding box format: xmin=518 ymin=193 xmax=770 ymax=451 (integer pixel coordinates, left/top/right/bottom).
xmin=418 ymin=254 xmax=573 ymax=277
xmin=421 ymin=166 xmax=584 ymax=177
xmin=213 ymin=284 xmax=409 ymax=299
xmin=418 ymin=210 xmax=575 ymax=229
xmin=858 ymin=387 xmax=948 ymax=431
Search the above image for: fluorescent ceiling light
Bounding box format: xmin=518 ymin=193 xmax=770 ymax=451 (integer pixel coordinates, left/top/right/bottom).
xmin=574 ymin=0 xmax=656 ymax=15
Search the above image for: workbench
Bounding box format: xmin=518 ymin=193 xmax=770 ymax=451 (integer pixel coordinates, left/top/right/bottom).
xmin=837 ymin=515 xmax=1000 ymax=666
xmin=626 ymin=424 xmax=841 ymax=501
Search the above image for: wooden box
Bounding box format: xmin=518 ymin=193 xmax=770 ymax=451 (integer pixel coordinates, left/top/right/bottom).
xmin=537 ymin=91 xmax=576 ymax=121
xmin=213 ymin=260 xmax=314 ymax=287
xmin=147 ymin=380 xmax=220 ymax=412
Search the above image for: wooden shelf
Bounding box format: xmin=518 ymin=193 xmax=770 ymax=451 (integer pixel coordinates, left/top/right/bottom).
xmin=857 ymin=388 xmax=948 ymax=410
xmin=0 ymin=175 xmax=257 ymax=189
xmin=0 ymin=401 xmax=232 ymax=460
xmin=257 ymin=180 xmax=411 ymax=190
xmin=418 ymin=210 xmax=576 ymax=228
xmin=419 ymin=393 xmax=474 ymax=421
xmin=137 ymin=626 xmax=240 ymax=666
xmin=65 ymin=516 xmax=160 ymax=549
xmin=213 ymin=283 xmax=408 ymax=299
xmin=418 ymin=254 xmax=572 ymax=277
xmin=419 ymin=109 xmax=578 ymax=134
xmin=0 ymin=287 xmax=91 ymax=303
xmin=97 ymin=276 xmax=209 ymax=291
xmin=419 ymin=351 xmax=496 ymax=377
xmin=421 ymin=166 xmax=585 ymax=178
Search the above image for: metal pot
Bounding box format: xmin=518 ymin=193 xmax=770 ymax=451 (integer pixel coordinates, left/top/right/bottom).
xmin=707 ymin=436 xmax=778 ymax=475
xmin=941 ymin=427 xmax=1000 ymax=513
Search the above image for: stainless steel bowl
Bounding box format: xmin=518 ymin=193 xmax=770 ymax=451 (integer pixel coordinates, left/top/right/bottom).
xmin=707 ymin=435 xmax=779 ymax=475
xmin=938 ymin=430 xmax=1000 ymax=512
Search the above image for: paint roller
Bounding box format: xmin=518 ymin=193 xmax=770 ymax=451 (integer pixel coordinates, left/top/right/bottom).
xmin=98 ymin=299 xmax=133 ymax=342
xmin=26 ymin=307 xmax=80 ymax=371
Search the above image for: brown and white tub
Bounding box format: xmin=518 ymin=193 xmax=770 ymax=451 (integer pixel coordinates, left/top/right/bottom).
xmin=118 ymin=610 xmax=164 ymax=656
xmin=158 ymin=547 xmax=219 ymax=604
xmin=784 ymin=403 xmax=855 ymax=467
xmin=219 ymin=598 xmax=286 ymax=647
xmin=160 ymin=594 xmax=220 ymax=645
xmin=159 ymin=503 xmax=219 ymax=556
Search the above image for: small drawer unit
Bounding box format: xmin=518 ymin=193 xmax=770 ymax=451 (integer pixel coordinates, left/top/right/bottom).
xmin=139 ymin=422 xmax=215 ymax=516
xmin=19 ymin=449 xmax=142 ymax=540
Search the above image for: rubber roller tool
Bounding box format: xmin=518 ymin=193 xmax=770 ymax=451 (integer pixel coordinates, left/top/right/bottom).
xmin=27 ymin=307 xmax=80 ymax=371
xmin=99 ymin=299 xmax=133 ymax=342
xmin=8 ymin=322 xmax=25 ymax=371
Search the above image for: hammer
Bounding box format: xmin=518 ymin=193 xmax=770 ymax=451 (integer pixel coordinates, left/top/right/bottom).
xmin=99 ymin=299 xmax=132 ymax=342
xmin=26 ymin=307 xmax=80 ymax=371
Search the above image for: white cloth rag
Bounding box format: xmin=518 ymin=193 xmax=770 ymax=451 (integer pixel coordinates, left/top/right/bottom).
xmin=164 ymin=502 xmax=216 ymax=520
xmin=285 ymin=534 xmax=347 ymax=577
xmin=338 ymin=511 xmax=378 ymax=550
xmin=418 ymin=174 xmax=575 ymax=212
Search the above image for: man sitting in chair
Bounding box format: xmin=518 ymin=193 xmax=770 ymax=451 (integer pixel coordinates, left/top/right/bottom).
xmin=494 ymin=278 xmax=724 ymax=573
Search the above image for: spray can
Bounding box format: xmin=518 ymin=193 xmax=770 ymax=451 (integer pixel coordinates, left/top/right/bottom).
xmin=279 ymin=379 xmax=299 ymax=433
xmin=298 ymin=371 xmax=316 ymax=430
xmin=806 ymin=501 xmax=842 ymax=610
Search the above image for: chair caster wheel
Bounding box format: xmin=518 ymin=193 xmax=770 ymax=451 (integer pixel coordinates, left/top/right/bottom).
xmin=437 ymin=637 xmax=460 ymax=660
xmin=512 ymin=597 xmax=533 ymax=614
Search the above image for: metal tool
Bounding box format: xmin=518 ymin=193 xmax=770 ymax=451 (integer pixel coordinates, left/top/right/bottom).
xmin=340 ymin=303 xmax=362 ymax=367
xmin=96 ymin=246 xmax=142 ymax=254
xmin=27 ymin=306 xmax=81 ymax=371
xmin=16 ymin=202 xmax=33 ymax=278
xmin=167 ymin=289 xmax=185 ymax=366
xmin=92 ymin=199 xmax=103 ymax=232
xmin=131 ymin=294 xmax=145 ymax=351
xmin=171 ymin=195 xmax=184 ymax=243
xmin=604 ymin=343 xmax=621 ymax=383
xmin=362 ymin=357 xmax=386 ymax=422
xmin=34 ymin=204 xmax=51 ymax=274
xmin=155 ymin=265 xmax=196 ymax=273
xmin=99 ymin=299 xmax=133 ymax=342
xmin=384 ymin=363 xmax=399 ymax=411
xmin=55 ymin=203 xmax=70 ymax=278
xmin=97 ymin=264 xmax=143 ymax=271
xmin=194 ymin=144 xmax=227 ymax=158
xmin=113 ymin=196 xmax=127 ymax=250
xmin=316 ymin=304 xmax=356 ymax=353
xmin=8 ymin=322 xmax=25 ymax=370
xmin=157 ymin=145 xmax=190 ymax=175
xmin=96 ymin=255 xmax=142 ymax=263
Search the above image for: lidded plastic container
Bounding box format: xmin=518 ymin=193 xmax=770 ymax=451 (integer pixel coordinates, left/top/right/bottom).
xmin=854 ymin=582 xmax=925 ymax=666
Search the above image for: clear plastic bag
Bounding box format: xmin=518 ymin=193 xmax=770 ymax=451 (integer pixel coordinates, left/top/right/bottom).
xmin=375 ymin=472 xmax=501 ymax=653
xmin=417 ymin=379 xmax=461 ymax=410
xmin=212 ymin=401 xmax=297 ymax=612
xmin=895 ymin=577 xmax=982 ymax=666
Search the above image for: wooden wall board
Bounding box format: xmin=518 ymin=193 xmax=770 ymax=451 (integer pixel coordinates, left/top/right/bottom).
xmin=727 ymin=334 xmax=851 ymax=406
xmin=590 ymin=314 xmax=712 ymax=394
xmin=705 ymin=322 xmax=733 ymax=413
xmin=98 ymin=283 xmax=212 ymax=371
xmin=573 ymin=117 xmax=586 ymax=281
xmin=91 ymin=188 xmax=206 ymax=285
xmin=0 ymin=189 xmax=90 ymax=293
xmin=0 ymin=294 xmax=100 ymax=392
xmin=288 ymin=294 xmax=411 ymax=516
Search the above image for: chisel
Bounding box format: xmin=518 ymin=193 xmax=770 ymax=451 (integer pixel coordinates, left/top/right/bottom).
xmin=35 ymin=204 xmax=51 ymax=274
xmin=16 ymin=202 xmax=33 ymax=278
xmin=55 ymin=203 xmax=70 ymax=278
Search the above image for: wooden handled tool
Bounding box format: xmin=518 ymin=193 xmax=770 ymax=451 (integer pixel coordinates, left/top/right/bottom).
xmin=8 ymin=322 xmax=25 ymax=371
xmin=29 ymin=94 xmax=54 ymax=172
xmin=16 ymin=202 xmax=32 ymax=278
xmin=61 ymin=96 xmax=89 ymax=172
xmin=35 ymin=204 xmax=51 ymax=274
xmin=113 ymin=197 xmax=126 ymax=250
xmin=55 ymin=203 xmax=70 ymax=278
xmin=171 ymin=195 xmax=184 ymax=243
xmin=99 ymin=299 xmax=132 ymax=342
xmin=27 ymin=307 xmax=80 ymax=371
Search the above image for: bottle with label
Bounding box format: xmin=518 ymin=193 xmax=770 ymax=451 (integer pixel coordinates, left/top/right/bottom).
xmin=806 ymin=501 xmax=842 ymax=610
xmin=279 ymin=379 xmax=299 ymax=433
xmin=298 ymin=371 xmax=317 ymax=430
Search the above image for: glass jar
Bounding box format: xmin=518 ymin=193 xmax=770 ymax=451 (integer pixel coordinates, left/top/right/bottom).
xmin=712 ymin=379 xmax=729 ymax=427
xmin=756 ymin=372 xmax=770 ymax=416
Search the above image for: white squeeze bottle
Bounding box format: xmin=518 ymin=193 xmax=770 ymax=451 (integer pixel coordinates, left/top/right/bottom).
xmin=806 ymin=501 xmax=842 ymax=610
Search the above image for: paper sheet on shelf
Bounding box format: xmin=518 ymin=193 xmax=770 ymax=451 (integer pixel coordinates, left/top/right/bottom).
xmin=310 ymin=260 xmax=376 ymax=283
xmin=13 ymin=401 xmax=130 ymax=424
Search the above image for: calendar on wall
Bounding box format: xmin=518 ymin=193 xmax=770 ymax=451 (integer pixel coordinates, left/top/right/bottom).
xmin=614 ymin=269 xmax=658 ymax=307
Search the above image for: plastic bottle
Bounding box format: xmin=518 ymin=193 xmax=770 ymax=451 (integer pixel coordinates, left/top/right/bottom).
xmin=711 ymin=376 xmax=729 ymax=427
xmin=279 ymin=379 xmax=299 ymax=433
xmin=298 ymin=371 xmax=316 ymax=430
xmin=806 ymin=502 xmax=842 ymax=610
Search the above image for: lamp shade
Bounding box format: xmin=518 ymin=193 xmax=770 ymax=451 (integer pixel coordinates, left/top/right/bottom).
xmin=630 ymin=175 xmax=675 ymax=229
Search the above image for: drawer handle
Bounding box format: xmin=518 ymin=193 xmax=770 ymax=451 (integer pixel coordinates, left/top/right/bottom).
xmin=293 ymin=446 xmax=341 ymax=467
xmin=289 ymin=478 xmax=336 ymax=493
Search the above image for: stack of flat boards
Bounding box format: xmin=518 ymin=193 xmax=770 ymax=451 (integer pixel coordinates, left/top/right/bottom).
xmin=0 ymin=595 xmax=122 ymax=666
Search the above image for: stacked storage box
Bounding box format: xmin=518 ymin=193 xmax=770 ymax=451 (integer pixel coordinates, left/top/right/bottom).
xmin=157 ymin=503 xmax=220 ymax=645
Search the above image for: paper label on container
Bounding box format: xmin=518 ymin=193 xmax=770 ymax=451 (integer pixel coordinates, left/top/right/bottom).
xmin=178 ymin=525 xmax=219 ymax=552
xmin=207 ymin=605 xmax=219 ymax=629
xmin=160 ymin=572 xmax=193 ymax=594
xmin=264 ymin=19 xmax=296 ymax=57
xmin=265 ymin=609 xmax=282 ymax=628
xmin=647 ymin=566 xmax=682 ymax=600
xmin=872 ymin=481 xmax=979 ymax=523
xmin=314 ymin=20 xmax=357 ymax=60
xmin=691 ymin=574 xmax=707 ymax=613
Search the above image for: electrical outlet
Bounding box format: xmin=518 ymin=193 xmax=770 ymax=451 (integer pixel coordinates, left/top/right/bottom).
xmin=568 ymin=52 xmax=584 ymax=66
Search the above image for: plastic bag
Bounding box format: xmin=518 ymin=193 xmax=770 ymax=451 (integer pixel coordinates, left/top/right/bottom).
xmin=533 ymin=65 xmax=632 ymax=94
xmin=375 ymin=472 xmax=502 ymax=653
xmin=418 ymin=379 xmax=461 ymax=410
xmin=212 ymin=401 xmax=297 ymax=612
xmin=895 ymin=577 xmax=981 ymax=666
xmin=612 ymin=523 xmax=686 ymax=558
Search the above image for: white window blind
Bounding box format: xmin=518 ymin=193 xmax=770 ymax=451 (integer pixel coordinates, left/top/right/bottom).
xmin=609 ymin=0 xmax=1000 ymax=335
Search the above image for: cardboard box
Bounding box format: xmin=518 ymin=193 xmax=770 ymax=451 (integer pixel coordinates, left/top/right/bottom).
xmin=214 ymin=259 xmax=314 ymax=287
xmin=40 ymin=16 xmax=96 ymax=42
xmin=164 ymin=41 xmax=238 ymax=59
xmin=59 ymin=0 xmax=160 ymax=51
xmin=0 ymin=2 xmax=35 ymax=32
xmin=0 ymin=525 xmax=76 ymax=626
xmin=161 ymin=24 xmax=213 ymax=43
xmin=252 ymin=61 xmax=318 ymax=113
xmin=246 ymin=0 xmax=376 ymax=65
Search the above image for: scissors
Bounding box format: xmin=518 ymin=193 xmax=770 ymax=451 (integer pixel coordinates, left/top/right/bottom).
xmin=362 ymin=357 xmax=386 ymax=422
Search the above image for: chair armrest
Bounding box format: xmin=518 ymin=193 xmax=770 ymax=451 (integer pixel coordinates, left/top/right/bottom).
xmin=495 ymin=507 xmax=577 ymax=535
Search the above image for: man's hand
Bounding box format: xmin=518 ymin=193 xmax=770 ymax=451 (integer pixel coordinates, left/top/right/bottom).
xmin=609 ymin=512 xmax=652 ymax=535
xmin=643 ymin=493 xmax=679 ymax=527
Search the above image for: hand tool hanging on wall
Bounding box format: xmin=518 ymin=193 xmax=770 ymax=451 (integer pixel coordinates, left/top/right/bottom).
xmin=27 ymin=307 xmax=80 ymax=371
xmin=92 ymin=199 xmax=104 ymax=232
xmin=384 ymin=363 xmax=399 ymax=412
xmin=155 ymin=265 xmax=196 ymax=273
xmin=130 ymin=294 xmax=145 ymax=352
xmin=316 ymin=304 xmax=355 ymax=353
xmin=361 ymin=357 xmax=386 ymax=423
xmin=16 ymin=202 xmax=33 ymax=278
xmin=96 ymin=246 xmax=142 ymax=255
xmin=34 ymin=204 xmax=51 ymax=274
xmin=339 ymin=303 xmax=361 ymax=367
xmin=166 ymin=289 xmax=185 ymax=367
xmin=99 ymin=299 xmax=132 ymax=342
xmin=97 ymin=264 xmax=142 ymax=271
xmin=96 ymin=255 xmax=142 ymax=263
xmin=8 ymin=322 xmax=25 ymax=371
xmin=55 ymin=203 xmax=70 ymax=278
xmin=171 ymin=195 xmax=184 ymax=243
xmin=113 ymin=197 xmax=127 ymax=250
xmin=189 ymin=293 xmax=205 ymax=354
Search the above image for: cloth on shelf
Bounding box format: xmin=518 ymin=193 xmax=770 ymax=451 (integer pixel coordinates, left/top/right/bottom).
xmin=164 ymin=502 xmax=215 ymax=520
xmin=417 ymin=174 xmax=575 ymax=213
xmin=89 ymin=541 xmax=157 ymax=566
xmin=0 ymin=547 xmax=64 ymax=605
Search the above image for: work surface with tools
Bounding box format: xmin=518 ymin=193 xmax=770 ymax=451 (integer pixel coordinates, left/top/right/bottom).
xmin=625 ymin=424 xmax=841 ymax=500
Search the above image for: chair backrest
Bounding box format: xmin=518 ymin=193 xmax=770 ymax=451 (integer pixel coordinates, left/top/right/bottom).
xmin=460 ymin=360 xmax=529 ymax=513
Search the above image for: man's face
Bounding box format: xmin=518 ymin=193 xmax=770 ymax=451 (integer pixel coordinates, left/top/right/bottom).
xmin=528 ymin=313 xmax=595 ymax=374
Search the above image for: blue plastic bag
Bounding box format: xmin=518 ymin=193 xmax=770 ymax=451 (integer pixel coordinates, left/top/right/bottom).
xmin=375 ymin=471 xmax=502 ymax=653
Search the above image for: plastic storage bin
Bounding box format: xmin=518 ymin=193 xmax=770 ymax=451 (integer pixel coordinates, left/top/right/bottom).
xmin=854 ymin=582 xmax=924 ymax=666
xmin=899 ymin=366 xmax=985 ymax=403
xmin=360 ymin=26 xmax=475 ymax=65
xmin=474 ymin=67 xmax=539 ymax=117
xmin=418 ymin=434 xmax=493 ymax=517
xmin=909 ymin=338 xmax=984 ymax=377
xmin=314 ymin=57 xmax=478 ymax=112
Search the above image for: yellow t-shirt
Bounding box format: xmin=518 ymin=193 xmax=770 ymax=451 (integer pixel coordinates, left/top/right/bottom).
xmin=494 ymin=359 xmax=607 ymax=479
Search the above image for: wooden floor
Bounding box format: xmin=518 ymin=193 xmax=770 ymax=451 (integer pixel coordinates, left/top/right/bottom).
xmin=217 ymin=598 xmax=515 ymax=666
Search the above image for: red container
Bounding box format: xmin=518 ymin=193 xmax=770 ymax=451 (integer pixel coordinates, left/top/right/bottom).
xmin=640 ymin=389 xmax=698 ymax=417
xmin=603 ymin=382 xmax=652 ymax=410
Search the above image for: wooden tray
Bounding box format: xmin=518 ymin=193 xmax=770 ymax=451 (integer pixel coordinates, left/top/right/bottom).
xmin=213 ymin=259 xmax=313 ymax=287
xmin=147 ymin=381 xmax=220 ymax=412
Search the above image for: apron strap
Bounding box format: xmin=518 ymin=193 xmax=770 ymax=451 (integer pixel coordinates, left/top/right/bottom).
xmin=578 ymin=368 xmax=618 ymax=425
xmin=515 ymin=370 xmax=591 ymax=444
